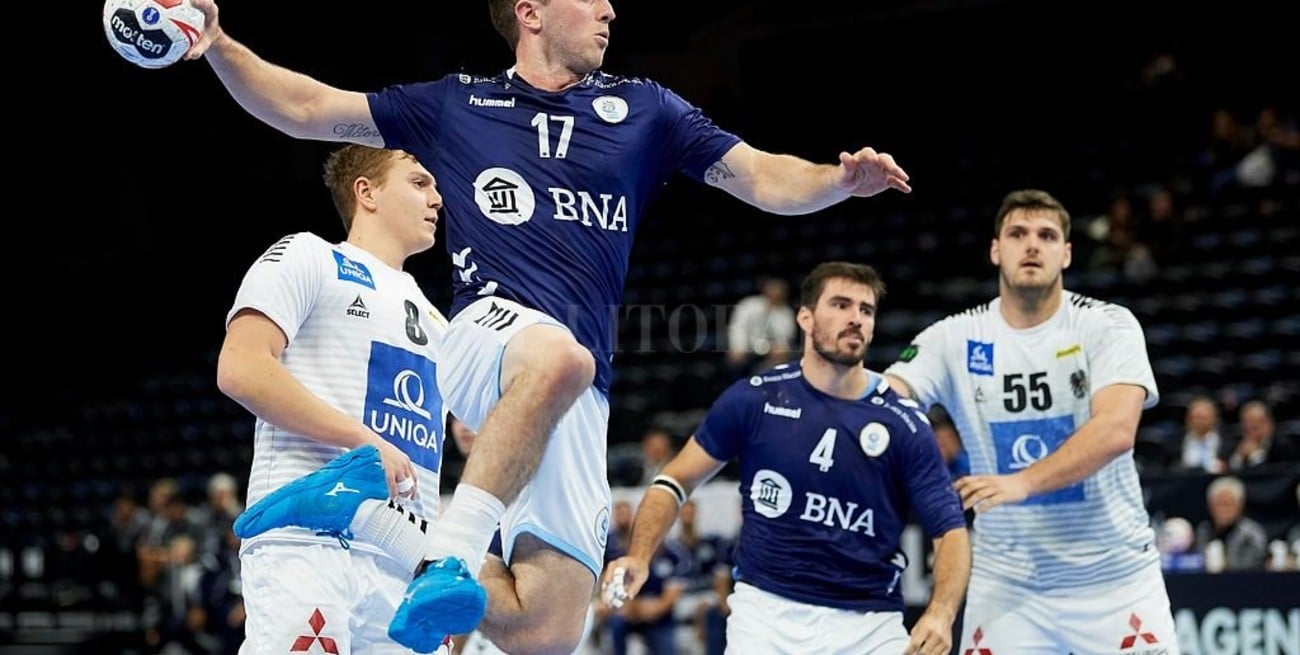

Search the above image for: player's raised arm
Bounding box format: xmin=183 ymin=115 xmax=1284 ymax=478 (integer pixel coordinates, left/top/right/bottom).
xmin=184 ymin=0 xmax=381 ymax=145
xmin=600 ymin=437 xmax=726 ymax=607
xmin=705 ymin=142 xmax=912 ymax=215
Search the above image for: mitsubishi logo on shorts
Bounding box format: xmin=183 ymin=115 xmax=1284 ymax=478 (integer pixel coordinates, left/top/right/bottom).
xmin=963 ymin=626 xmax=993 ymax=655
xmin=1120 ymin=613 xmax=1159 ymax=650
xmin=290 ymin=608 xmax=338 ymax=654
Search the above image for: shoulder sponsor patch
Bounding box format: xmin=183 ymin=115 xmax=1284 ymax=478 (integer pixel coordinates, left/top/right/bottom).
xmin=1055 ymin=344 xmax=1081 ymax=358
xmin=897 ymin=343 xmax=919 ymax=363
xmin=966 ymin=340 xmax=994 ymax=376
xmin=333 ymin=251 xmax=375 ymax=290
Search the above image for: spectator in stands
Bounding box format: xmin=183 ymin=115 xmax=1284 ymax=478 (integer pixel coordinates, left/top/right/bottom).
xmin=1199 ymin=109 xmax=1257 ymax=193
xmin=189 ymin=472 xmax=242 ymax=560
xmin=1156 ymin=516 xmax=1204 ymax=573
xmin=1228 ymin=400 xmax=1297 ymax=469
xmin=725 ymin=277 xmax=796 ymax=377
xmin=674 ymin=500 xmax=734 ymax=655
xmin=1179 ymin=395 xmax=1226 ymax=472
xmin=193 ymin=520 xmax=245 ymax=655
xmin=1195 ymin=476 xmax=1268 ymax=571
xmin=1088 ymin=194 xmax=1158 ymax=283
xmin=1143 ymin=185 xmax=1187 ymax=265
xmin=637 ymin=427 xmax=677 ymax=486
xmin=609 ymin=500 xmax=635 ymax=556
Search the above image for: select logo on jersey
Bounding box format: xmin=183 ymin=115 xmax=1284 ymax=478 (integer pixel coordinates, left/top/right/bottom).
xmin=592 ymin=96 xmax=629 ymax=123
xmin=749 ymin=469 xmax=792 ymax=518
xmin=364 ymin=342 xmax=442 ymax=472
xmin=474 ymin=168 xmax=536 ymax=226
xmin=333 ymin=251 xmax=376 ymax=290
xmin=966 ymin=340 xmax=995 ymax=376
xmin=859 ymin=422 xmax=890 ymax=457
xmin=347 ymin=295 xmax=370 ymax=319
xmin=989 ymin=415 xmax=1082 ymax=505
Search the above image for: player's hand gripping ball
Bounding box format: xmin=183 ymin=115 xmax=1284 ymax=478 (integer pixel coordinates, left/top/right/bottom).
xmin=103 ymin=0 xmax=205 ymax=69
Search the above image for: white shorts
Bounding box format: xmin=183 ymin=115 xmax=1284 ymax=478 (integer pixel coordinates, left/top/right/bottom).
xmin=438 ymin=296 xmax=612 ymax=577
xmin=725 ymin=582 xmax=910 ymax=655
xmin=959 ymin=561 xmax=1180 ymax=654
xmin=239 ymin=542 xmax=449 ymax=655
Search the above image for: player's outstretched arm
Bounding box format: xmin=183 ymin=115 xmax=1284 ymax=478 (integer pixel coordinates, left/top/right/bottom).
xmin=182 ymin=0 xmax=381 ymax=145
xmin=905 ymin=527 xmax=970 ymax=655
xmin=705 ymin=142 xmax=911 ymax=216
xmin=600 ymin=438 xmax=726 ymax=607
xmin=955 ymin=384 xmax=1146 ymax=512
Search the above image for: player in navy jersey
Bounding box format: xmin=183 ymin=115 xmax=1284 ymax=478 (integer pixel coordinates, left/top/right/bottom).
xmin=601 ymin=262 xmax=970 ymax=655
xmin=183 ymin=1 xmax=911 ymax=651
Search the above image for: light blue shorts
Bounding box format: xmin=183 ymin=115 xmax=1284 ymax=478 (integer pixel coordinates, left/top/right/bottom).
xmin=438 ymin=296 xmax=612 ymax=577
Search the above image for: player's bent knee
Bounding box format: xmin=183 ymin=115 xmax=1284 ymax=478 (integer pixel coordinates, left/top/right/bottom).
xmin=503 ymin=326 xmax=596 ymax=398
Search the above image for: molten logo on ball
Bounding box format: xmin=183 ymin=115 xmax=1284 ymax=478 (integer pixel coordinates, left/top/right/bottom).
xmin=102 ymin=0 xmax=205 ymax=70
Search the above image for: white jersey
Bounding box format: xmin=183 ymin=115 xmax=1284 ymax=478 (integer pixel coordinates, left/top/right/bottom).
xmin=884 ymin=291 xmax=1159 ymax=589
xmin=228 ymin=233 xmax=448 ymax=560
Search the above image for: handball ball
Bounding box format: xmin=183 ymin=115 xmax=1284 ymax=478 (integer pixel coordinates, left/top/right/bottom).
xmin=103 ymin=0 xmax=205 ymax=70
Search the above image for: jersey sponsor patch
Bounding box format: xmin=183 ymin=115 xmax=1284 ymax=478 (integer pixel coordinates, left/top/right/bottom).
xmin=858 ymin=422 xmax=890 ymax=457
xmin=592 ymin=96 xmax=629 ymax=123
xmin=989 ymin=415 xmax=1082 ymax=505
xmin=474 ymin=168 xmax=536 ymax=225
xmin=897 ymin=343 xmax=919 ymax=363
xmin=333 ymin=251 xmax=376 ymax=290
xmin=749 ymin=469 xmax=793 ymax=518
xmin=966 ymin=340 xmax=995 ymax=376
xmin=363 ymin=342 xmax=442 ymax=472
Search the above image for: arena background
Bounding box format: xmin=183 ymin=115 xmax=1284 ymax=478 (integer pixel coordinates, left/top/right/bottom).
xmin=5 ymin=1 xmax=1296 ymax=653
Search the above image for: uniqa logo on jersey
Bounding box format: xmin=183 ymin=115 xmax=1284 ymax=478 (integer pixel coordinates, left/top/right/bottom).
xmin=364 ymin=342 xmax=442 ymax=472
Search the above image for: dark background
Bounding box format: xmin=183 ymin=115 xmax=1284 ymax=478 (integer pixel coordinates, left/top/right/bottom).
xmin=1 ymin=2 xmax=1295 ymax=653
xmin=15 ymin=0 xmax=1288 ymax=428
xmin=12 ymin=1 xmax=1300 ymax=434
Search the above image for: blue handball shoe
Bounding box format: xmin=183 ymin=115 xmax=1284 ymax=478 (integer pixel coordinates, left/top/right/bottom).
xmin=232 ymin=445 xmax=387 ymax=540
xmin=388 ymin=557 xmax=488 ymax=653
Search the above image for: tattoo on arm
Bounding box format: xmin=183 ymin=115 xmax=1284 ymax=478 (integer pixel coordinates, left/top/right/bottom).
xmin=704 ymin=162 xmax=736 ymax=185
xmin=332 ymin=123 xmax=382 ymax=142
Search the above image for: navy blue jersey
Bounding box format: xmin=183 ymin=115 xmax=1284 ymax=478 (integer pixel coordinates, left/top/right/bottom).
xmin=695 ymin=366 xmax=966 ymax=612
xmin=368 ymin=71 xmax=741 ymax=394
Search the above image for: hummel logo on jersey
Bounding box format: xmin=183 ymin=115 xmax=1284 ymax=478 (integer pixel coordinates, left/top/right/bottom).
xmin=762 ymin=403 xmax=802 ymax=419
xmin=347 ymin=295 xmax=370 ymax=319
xmin=474 ymin=302 xmax=520 ymax=331
xmin=468 ymin=94 xmax=516 ymax=108
xmin=325 ymin=482 xmax=361 ymax=497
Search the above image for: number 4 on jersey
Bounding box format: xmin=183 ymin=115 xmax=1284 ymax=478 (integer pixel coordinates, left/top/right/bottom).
xmin=810 ymin=428 xmax=837 ymax=472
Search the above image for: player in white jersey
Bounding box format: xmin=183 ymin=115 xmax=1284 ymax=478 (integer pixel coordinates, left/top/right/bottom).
xmin=603 ymin=263 xmax=971 ymax=655
xmin=884 ymin=189 xmax=1179 ymax=654
xmin=218 ymin=145 xmax=452 ymax=654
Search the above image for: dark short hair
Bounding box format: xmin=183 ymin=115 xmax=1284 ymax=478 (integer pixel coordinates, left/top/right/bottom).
xmin=489 ymin=0 xmax=525 ymax=49
xmin=993 ymin=189 xmax=1071 ymax=236
xmin=799 ymin=262 xmax=886 ymax=309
